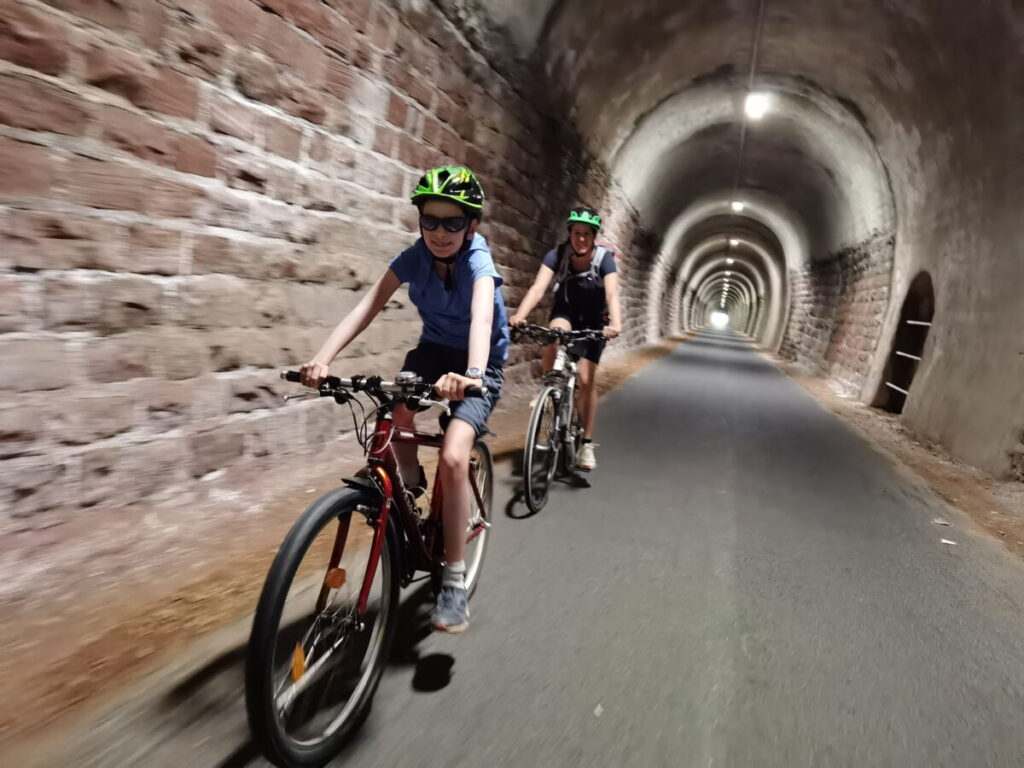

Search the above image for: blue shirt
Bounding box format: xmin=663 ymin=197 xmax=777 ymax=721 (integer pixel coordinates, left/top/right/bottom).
xmin=388 ymin=233 xmax=509 ymax=366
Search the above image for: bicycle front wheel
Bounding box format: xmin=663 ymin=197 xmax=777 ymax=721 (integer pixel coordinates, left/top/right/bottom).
xmin=523 ymin=385 xmax=559 ymax=514
xmin=463 ymin=438 xmax=493 ymax=596
xmin=245 ymin=488 xmax=400 ymax=768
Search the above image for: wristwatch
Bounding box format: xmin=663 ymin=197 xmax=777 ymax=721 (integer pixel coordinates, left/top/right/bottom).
xmin=465 ymin=367 xmax=483 ymax=379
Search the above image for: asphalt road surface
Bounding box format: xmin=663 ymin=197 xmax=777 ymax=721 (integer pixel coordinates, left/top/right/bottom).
xmin=38 ymin=331 xmax=1024 ymax=768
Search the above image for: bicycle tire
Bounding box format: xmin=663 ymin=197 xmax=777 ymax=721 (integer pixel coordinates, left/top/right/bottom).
xmin=523 ymin=385 xmax=559 ymax=514
xmin=246 ymin=488 xmax=401 ymax=768
xmin=464 ymin=438 xmax=493 ymax=596
xmin=559 ymin=393 xmax=584 ymax=477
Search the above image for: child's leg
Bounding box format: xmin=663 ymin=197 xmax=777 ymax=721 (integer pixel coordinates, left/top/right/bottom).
xmin=438 ymin=418 xmax=477 ymax=568
xmin=391 ymin=404 xmax=419 ymax=486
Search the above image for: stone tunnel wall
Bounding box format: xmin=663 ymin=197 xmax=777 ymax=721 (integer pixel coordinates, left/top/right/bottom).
xmin=779 ymin=231 xmax=895 ymax=395
xmin=0 ymin=0 xmax=625 ymax=553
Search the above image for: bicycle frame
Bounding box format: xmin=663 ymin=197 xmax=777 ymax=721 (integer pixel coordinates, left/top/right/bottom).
xmin=343 ymin=410 xmax=489 ymax=614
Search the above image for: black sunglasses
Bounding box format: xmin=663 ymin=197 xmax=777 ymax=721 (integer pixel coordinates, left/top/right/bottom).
xmin=420 ymin=214 xmax=469 ymax=233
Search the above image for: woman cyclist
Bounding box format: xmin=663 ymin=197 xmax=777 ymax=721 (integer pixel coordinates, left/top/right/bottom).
xmin=299 ymin=166 xmax=508 ymax=634
xmin=509 ymin=207 xmax=622 ymax=471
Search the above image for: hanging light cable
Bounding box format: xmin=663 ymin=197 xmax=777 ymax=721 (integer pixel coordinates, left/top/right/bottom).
xmin=730 ymin=0 xmax=768 ymax=207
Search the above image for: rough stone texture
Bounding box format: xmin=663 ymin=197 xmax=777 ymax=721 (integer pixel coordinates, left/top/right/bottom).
xmin=780 ymin=232 xmax=895 ymax=394
xmin=0 ymin=0 xmax=606 ymax=578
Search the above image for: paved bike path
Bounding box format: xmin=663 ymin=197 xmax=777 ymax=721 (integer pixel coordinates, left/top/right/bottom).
xmin=325 ymin=330 xmax=1024 ymax=768
xmin=34 ymin=331 xmax=1024 ymax=767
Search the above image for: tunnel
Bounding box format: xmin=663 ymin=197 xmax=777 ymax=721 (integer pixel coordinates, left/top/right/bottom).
xmin=0 ymin=0 xmax=1022 ymax=763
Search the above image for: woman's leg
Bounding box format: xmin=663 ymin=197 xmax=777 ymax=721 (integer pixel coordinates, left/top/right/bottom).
xmin=577 ymin=358 xmax=599 ymax=439
xmin=543 ymin=316 xmax=573 ymax=369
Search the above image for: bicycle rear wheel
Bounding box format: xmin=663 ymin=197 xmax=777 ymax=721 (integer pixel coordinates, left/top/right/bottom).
xmin=523 ymin=385 xmax=559 ymax=514
xmin=559 ymin=395 xmax=584 ymax=477
xmin=246 ymin=488 xmax=400 ymax=768
xmin=463 ymin=438 xmax=493 ymax=596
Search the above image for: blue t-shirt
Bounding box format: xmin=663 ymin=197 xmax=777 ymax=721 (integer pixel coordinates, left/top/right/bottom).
xmin=388 ymin=233 xmax=509 ymax=366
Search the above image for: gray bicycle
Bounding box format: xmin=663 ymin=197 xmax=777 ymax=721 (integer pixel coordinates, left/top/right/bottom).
xmin=511 ymin=324 xmax=605 ymax=514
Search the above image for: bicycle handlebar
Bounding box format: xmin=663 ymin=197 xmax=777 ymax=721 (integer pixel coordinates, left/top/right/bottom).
xmin=281 ymin=371 xmax=487 ymax=400
xmin=510 ymin=324 xmax=606 ymax=345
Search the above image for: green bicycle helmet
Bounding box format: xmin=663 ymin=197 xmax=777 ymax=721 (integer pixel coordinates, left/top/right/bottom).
xmin=567 ymin=206 xmax=602 ymax=231
xmin=411 ymin=166 xmax=485 ymax=218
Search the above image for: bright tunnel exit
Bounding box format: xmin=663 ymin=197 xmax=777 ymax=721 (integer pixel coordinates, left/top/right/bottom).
xmin=710 ymin=311 xmax=730 ymax=329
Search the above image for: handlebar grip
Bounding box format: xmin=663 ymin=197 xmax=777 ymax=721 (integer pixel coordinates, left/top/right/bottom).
xmin=282 ymin=370 xmax=301 ymax=382
xmin=464 ymin=386 xmax=488 ymax=399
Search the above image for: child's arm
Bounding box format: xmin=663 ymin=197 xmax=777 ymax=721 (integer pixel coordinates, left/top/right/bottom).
xmin=299 ymin=269 xmax=402 ymax=387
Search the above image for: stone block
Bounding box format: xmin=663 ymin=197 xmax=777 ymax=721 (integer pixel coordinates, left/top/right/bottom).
xmin=234 ymin=49 xmax=280 ymax=104
xmin=85 ymin=43 xmax=155 ymax=100
xmin=157 ymin=328 xmax=210 ymax=380
xmin=209 ymin=93 xmax=258 ymax=140
xmin=0 ymin=72 xmax=88 ymax=134
xmin=227 ymin=373 xmax=285 ymax=413
xmin=0 ymin=338 xmax=72 ymax=391
xmin=136 ymin=378 xmax=194 ymax=429
xmin=0 ymin=136 xmax=53 ymax=197
xmin=41 ymin=277 xmax=99 ymax=329
xmin=209 ymin=0 xmax=265 ymax=45
xmin=97 ymin=104 xmax=177 ymax=166
xmin=57 ymin=394 xmax=135 ymax=445
xmin=95 ymin=275 xmax=164 ymax=334
xmin=0 ymin=0 xmax=70 ymax=75
xmin=0 ymin=400 xmax=45 ymax=457
xmin=178 ymin=275 xmax=256 ymax=328
xmin=79 ymin=444 xmax=124 ymax=507
xmin=2 ymin=210 xmax=120 ymax=271
xmin=85 ymin=332 xmax=156 ymax=383
xmin=132 ymin=66 xmax=199 ymax=119
xmin=3 ymin=456 xmax=72 ymax=520
xmin=189 ymin=427 xmax=245 ymax=477
xmin=264 ymin=115 xmax=302 ymax=161
xmin=124 ymin=435 xmax=187 ymax=498
xmin=175 ymin=134 xmax=216 ymax=177
xmin=0 ymin=279 xmax=24 ymax=332
xmin=126 ymin=223 xmax=182 ymax=275
xmin=173 ymin=24 xmax=224 ymax=76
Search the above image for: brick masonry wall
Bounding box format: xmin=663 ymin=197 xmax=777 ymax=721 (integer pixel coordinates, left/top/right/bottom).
xmin=779 ymin=231 xmax=895 ymax=393
xmin=0 ymin=0 xmax=620 ymax=546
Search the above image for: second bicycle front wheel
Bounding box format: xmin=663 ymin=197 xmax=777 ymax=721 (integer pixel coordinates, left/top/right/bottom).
xmin=463 ymin=438 xmax=493 ymax=596
xmin=523 ymin=385 xmax=559 ymax=514
xmin=245 ymin=488 xmax=400 ymax=768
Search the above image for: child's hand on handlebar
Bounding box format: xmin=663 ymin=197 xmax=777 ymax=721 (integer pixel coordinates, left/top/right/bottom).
xmin=299 ymin=360 xmax=330 ymax=389
xmin=435 ymin=372 xmax=483 ymax=401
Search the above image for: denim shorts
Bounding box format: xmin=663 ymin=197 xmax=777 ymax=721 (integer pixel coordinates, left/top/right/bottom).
xmin=401 ymin=342 xmax=504 ymax=436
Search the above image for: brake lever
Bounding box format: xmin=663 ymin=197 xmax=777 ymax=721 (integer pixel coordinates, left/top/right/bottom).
xmin=284 ymin=391 xmax=318 ymax=402
xmin=417 ymin=398 xmax=451 ymax=416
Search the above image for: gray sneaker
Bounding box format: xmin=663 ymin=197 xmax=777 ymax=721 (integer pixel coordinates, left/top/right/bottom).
xmin=432 ymin=584 xmax=470 ymax=633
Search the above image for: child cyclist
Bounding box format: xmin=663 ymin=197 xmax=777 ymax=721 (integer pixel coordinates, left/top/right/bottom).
xmin=299 ymin=166 xmax=508 ymax=633
xmin=509 ymin=207 xmax=622 ymax=471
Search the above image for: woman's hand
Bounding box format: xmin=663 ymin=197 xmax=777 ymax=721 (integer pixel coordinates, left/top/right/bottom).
xmin=299 ymin=359 xmax=331 ymax=389
xmin=603 ymin=324 xmax=621 ymax=340
xmin=509 ymin=312 xmax=527 ymax=326
xmin=435 ymin=372 xmax=484 ymax=401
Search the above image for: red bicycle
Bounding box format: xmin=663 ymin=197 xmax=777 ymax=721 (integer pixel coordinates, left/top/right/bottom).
xmin=245 ymin=371 xmax=493 ymax=768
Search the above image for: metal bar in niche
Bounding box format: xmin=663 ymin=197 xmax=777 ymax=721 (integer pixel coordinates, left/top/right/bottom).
xmin=895 ymin=351 xmax=922 ymax=361
xmin=885 ymin=382 xmax=911 ymax=396
xmin=905 ymin=320 xmax=932 ymax=327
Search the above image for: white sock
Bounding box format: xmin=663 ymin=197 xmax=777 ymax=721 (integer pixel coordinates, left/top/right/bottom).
xmin=443 ymin=560 xmax=466 ymax=588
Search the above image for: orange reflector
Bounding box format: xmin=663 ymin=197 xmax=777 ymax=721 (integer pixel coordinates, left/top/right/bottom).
xmin=324 ymin=568 xmax=347 ymax=589
xmin=291 ymin=643 xmax=305 ymax=682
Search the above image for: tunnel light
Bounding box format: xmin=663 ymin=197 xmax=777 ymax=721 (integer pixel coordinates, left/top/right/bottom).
xmin=744 ymin=92 xmax=771 ymax=120
xmin=727 ymin=258 xmax=735 ymax=264
xmin=730 ymin=201 xmax=745 ymax=212
xmin=725 ymin=271 xmax=732 ymax=276
xmin=729 ymin=238 xmax=740 ymax=246
xmin=710 ymin=311 xmax=729 ymax=329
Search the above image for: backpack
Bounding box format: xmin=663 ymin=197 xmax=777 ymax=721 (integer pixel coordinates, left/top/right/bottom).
xmin=550 ymin=242 xmax=616 ymax=294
